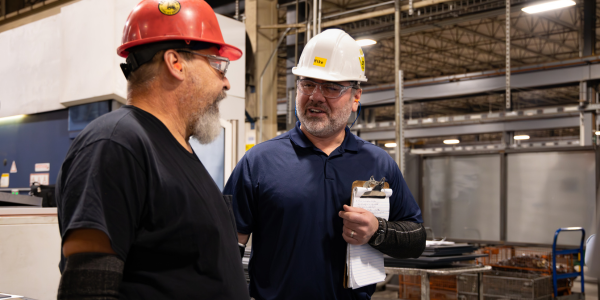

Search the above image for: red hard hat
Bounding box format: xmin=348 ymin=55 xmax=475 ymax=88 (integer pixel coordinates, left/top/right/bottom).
xmin=117 ymin=0 xmax=242 ymax=61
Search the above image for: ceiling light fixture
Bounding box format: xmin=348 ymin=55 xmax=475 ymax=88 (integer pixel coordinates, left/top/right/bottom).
xmin=0 ymin=115 xmax=25 ymax=122
xmin=595 ymin=131 xmax=600 ymax=136
xmin=522 ymin=0 xmax=575 ymax=14
xmin=443 ymin=139 xmax=460 ymax=144
xmin=356 ymin=39 xmax=377 ymax=46
xmin=514 ymin=135 xmax=530 ymax=140
xmin=384 ymin=143 xmax=397 ymax=148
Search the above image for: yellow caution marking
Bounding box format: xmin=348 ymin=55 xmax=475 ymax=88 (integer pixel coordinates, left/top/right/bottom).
xmin=313 ymin=57 xmax=327 ymax=67
xmin=358 ymin=57 xmax=365 ymax=72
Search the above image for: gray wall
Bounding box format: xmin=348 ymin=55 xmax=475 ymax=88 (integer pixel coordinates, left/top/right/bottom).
xmin=423 ymin=155 xmax=501 ymax=241
xmin=421 ymin=150 xmax=596 ymax=246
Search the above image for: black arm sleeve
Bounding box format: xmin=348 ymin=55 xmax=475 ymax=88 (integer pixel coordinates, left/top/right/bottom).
xmin=57 ymin=253 xmax=124 ymax=300
xmin=368 ymin=219 xmax=426 ymax=259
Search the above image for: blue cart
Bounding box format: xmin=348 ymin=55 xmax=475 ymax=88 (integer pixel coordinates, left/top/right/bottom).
xmin=552 ymin=227 xmax=585 ymax=300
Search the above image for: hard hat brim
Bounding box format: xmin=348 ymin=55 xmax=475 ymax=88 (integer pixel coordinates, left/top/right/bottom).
xmin=117 ymin=36 xmax=243 ymax=61
xmin=292 ymin=67 xmax=368 ymax=83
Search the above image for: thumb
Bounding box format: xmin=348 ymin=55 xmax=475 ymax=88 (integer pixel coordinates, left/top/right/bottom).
xmin=343 ymin=205 xmax=361 ymax=212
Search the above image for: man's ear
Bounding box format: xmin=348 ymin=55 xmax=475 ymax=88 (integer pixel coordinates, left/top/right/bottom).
xmin=164 ymin=50 xmax=185 ymax=81
xmin=352 ymin=89 xmax=362 ymax=112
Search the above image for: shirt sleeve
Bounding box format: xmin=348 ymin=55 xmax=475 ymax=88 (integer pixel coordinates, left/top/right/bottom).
xmin=387 ymin=159 xmax=423 ymax=223
xmin=57 ymin=139 xmax=147 ymax=261
xmin=223 ymin=155 xmax=255 ymax=235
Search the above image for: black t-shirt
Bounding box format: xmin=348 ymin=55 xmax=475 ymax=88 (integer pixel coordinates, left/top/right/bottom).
xmin=56 ymin=105 xmax=249 ymax=299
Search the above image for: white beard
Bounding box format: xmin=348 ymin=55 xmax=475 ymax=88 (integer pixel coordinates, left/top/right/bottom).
xmin=192 ymin=91 xmax=226 ymax=144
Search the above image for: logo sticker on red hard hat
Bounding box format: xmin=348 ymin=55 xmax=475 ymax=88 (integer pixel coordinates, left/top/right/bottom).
xmin=158 ymin=0 xmax=181 ymax=16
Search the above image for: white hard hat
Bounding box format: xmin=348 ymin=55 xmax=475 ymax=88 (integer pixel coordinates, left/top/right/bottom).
xmin=292 ymin=29 xmax=367 ymax=82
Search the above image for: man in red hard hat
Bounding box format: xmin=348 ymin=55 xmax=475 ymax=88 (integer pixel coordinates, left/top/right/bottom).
xmin=55 ymin=1 xmax=248 ymax=299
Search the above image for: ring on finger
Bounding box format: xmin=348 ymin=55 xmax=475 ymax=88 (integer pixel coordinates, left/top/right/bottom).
xmin=350 ymin=230 xmax=355 ymax=238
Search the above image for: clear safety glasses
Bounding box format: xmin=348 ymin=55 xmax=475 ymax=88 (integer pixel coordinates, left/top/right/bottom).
xmin=177 ymin=50 xmax=230 ymax=76
xmin=297 ymin=79 xmax=355 ymax=99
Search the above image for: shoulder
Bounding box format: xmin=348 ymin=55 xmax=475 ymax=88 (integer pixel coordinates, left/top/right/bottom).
xmin=69 ymin=107 xmax=149 ymax=157
xmin=244 ymin=131 xmax=293 ymax=159
xmin=355 ymin=135 xmax=396 ymax=163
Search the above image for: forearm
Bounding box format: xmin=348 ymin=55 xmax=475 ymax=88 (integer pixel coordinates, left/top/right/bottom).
xmin=57 ymin=253 xmax=124 ymax=300
xmin=368 ymin=219 xmax=426 ymax=259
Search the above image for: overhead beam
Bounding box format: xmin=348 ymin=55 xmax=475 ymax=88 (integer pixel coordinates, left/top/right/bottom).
xmin=354 ymin=2 xmax=531 ymax=40
xmin=259 ymin=0 xmax=456 ymax=29
xmin=359 ymin=57 xmax=600 ymax=105
xmin=358 ymin=116 xmax=580 ymax=140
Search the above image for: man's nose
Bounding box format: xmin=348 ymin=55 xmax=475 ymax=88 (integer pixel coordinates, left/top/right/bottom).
xmin=310 ymin=86 xmax=326 ymax=102
xmin=222 ymin=76 xmax=231 ymax=91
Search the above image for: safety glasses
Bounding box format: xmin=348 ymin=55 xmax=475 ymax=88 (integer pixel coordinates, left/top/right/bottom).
xmin=177 ymin=50 xmax=230 ymax=76
xmin=297 ymin=79 xmax=355 ymax=99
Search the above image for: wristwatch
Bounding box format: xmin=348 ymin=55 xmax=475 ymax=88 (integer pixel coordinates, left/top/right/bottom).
xmin=368 ymin=217 xmax=386 ymax=246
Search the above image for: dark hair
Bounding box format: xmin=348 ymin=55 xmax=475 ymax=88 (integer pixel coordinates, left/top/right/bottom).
xmin=121 ymin=40 xmax=217 ymax=80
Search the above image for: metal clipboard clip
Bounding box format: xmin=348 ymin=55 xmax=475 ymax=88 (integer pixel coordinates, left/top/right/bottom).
xmin=361 ymin=176 xmax=386 ymax=198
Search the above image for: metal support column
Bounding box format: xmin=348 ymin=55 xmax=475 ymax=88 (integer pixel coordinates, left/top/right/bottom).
xmin=583 ymin=0 xmax=596 ymax=57
xmin=581 ymin=112 xmax=594 ymax=146
xmin=312 ymin=0 xmax=317 ymax=37
xmin=500 ymin=151 xmax=507 ymax=242
xmin=259 ymin=28 xmax=291 ymax=143
xmin=286 ymin=1 xmax=305 ymax=130
xmin=394 ymin=0 xmax=404 ymax=174
xmin=505 ymin=0 xmax=511 ymax=111
xmin=420 ymin=274 xmax=430 ymax=300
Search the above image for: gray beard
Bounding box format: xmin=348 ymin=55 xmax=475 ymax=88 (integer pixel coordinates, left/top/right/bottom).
xmin=297 ymin=100 xmax=353 ymax=137
xmin=192 ymin=91 xmax=226 ymax=144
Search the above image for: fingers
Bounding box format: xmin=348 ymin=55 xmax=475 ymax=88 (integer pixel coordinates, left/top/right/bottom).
xmin=339 ymin=206 xmax=372 ymax=225
xmin=343 ymin=204 xmax=367 ymax=213
xmin=342 ymin=226 xmax=361 ymax=245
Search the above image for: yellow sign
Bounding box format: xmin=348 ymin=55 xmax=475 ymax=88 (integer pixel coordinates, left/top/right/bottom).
xmin=358 ymin=56 xmax=365 ymax=72
xmin=313 ymin=57 xmax=327 ymax=67
xmin=158 ymin=0 xmax=181 ymax=16
xmin=0 ymin=173 xmax=8 ymax=188
xmin=246 ymin=144 xmax=255 ymax=151
xmin=359 ymin=48 xmax=364 ymax=56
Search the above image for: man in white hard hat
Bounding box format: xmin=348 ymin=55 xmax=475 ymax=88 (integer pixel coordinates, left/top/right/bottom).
xmin=224 ymin=29 xmax=426 ymax=300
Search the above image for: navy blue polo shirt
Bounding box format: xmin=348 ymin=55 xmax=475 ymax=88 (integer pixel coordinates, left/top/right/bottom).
xmin=224 ymin=122 xmax=423 ymax=300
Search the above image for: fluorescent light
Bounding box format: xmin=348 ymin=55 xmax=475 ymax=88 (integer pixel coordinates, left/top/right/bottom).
xmin=443 ymin=139 xmax=460 ymax=144
xmin=356 ymin=39 xmax=377 ymax=46
xmin=595 ymin=131 xmax=600 ymax=136
xmin=0 ymin=115 xmax=25 ymax=122
xmin=522 ymin=0 xmax=575 ymax=14
xmin=514 ymin=135 xmax=530 ymax=140
xmin=385 ymin=143 xmax=397 ymax=148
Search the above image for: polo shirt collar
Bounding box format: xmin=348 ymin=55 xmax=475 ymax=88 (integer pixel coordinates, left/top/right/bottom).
xmin=289 ymin=121 xmax=358 ymax=152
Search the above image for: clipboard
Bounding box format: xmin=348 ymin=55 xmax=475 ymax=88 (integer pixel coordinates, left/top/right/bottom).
xmin=343 ymin=179 xmax=390 ymax=289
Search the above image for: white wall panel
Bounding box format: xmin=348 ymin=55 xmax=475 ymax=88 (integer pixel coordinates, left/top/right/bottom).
xmin=59 ymin=0 xmax=122 ymax=106
xmin=0 ymin=15 xmax=64 ymax=117
xmin=216 ymin=15 xmax=246 ymax=99
xmin=113 ymin=0 xmax=139 ymax=101
xmin=0 ymin=215 xmax=61 ymax=300
xmin=0 ymin=0 xmax=246 ymax=160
